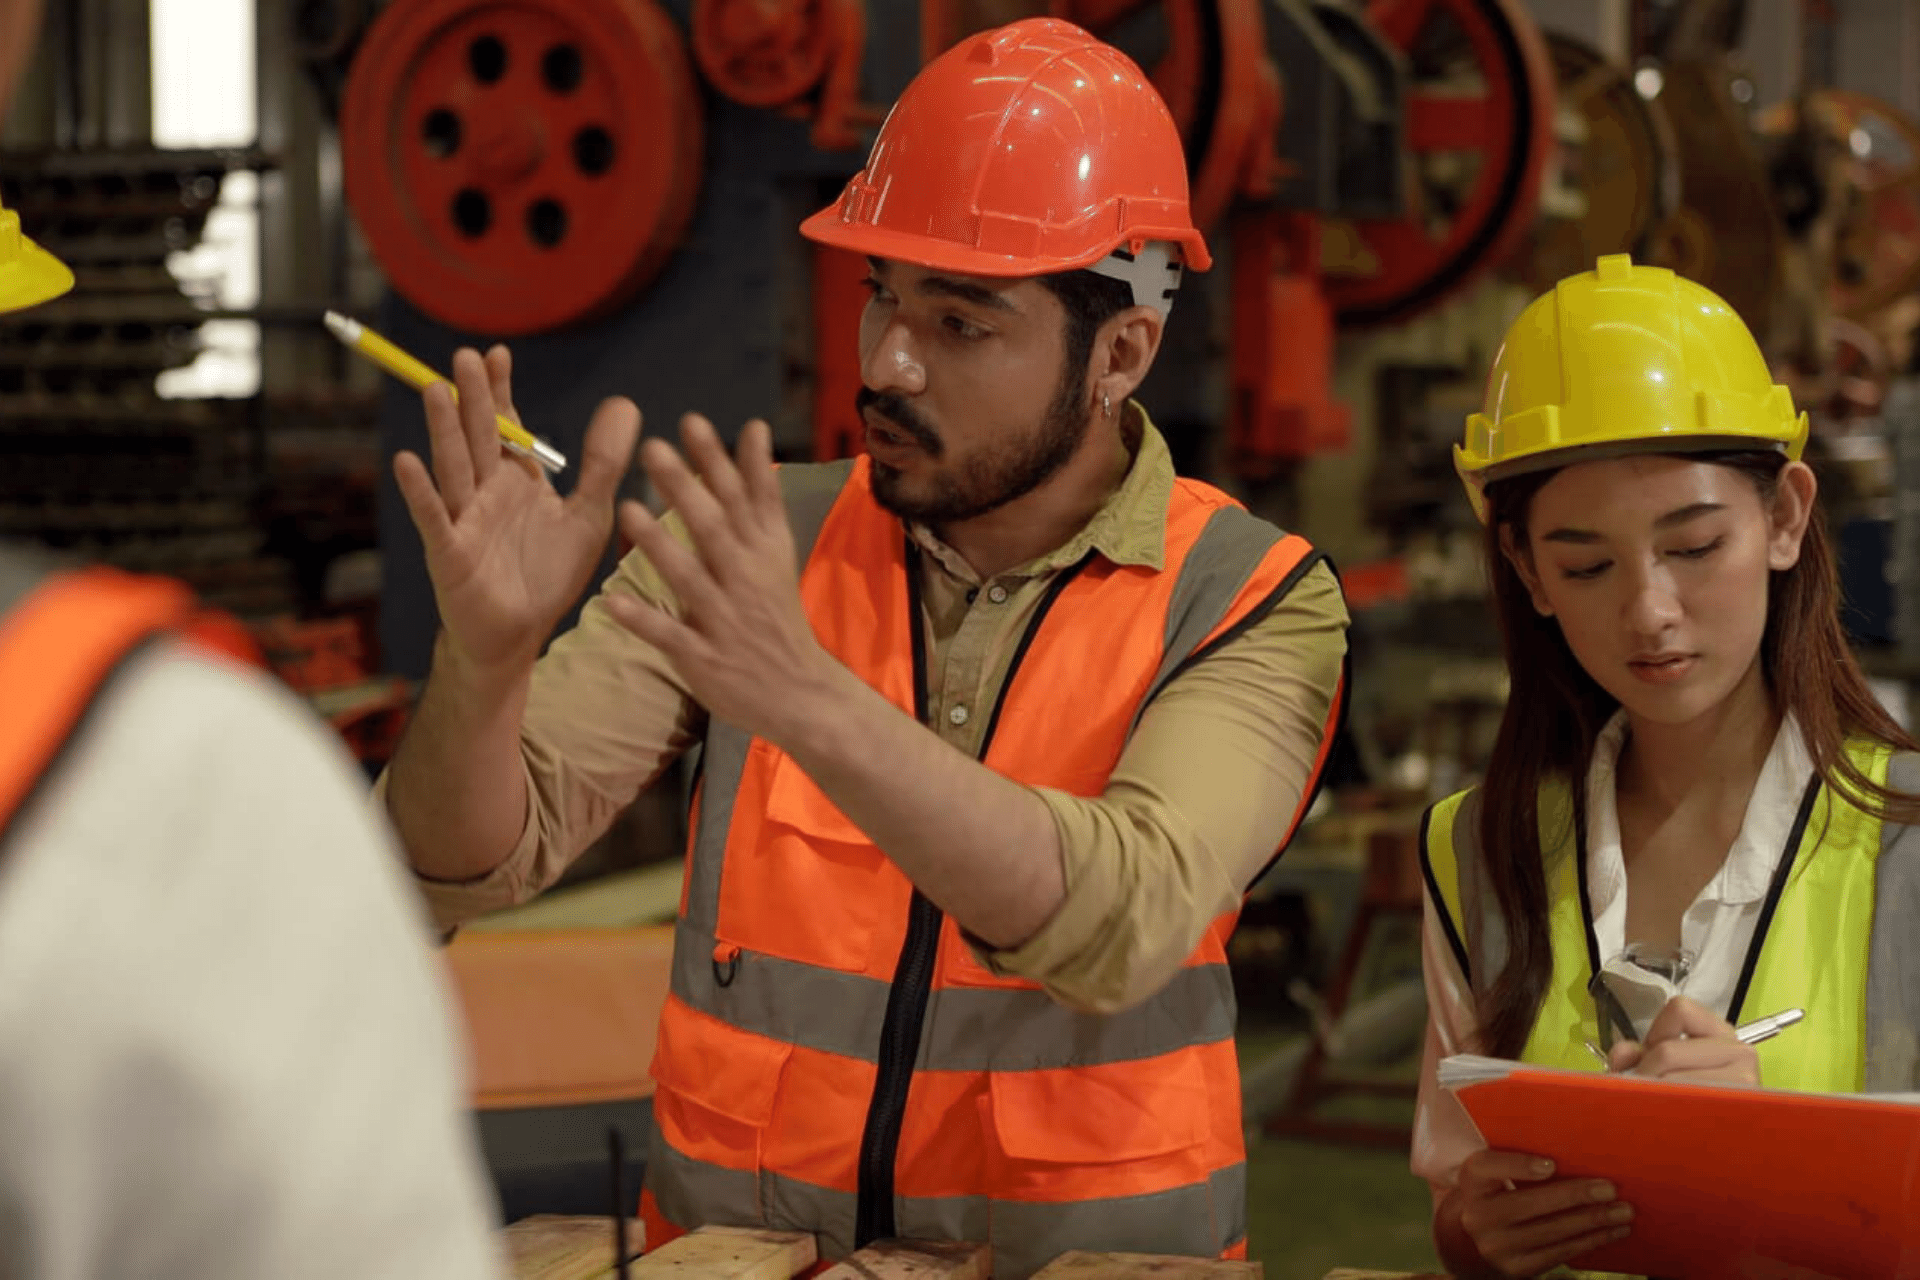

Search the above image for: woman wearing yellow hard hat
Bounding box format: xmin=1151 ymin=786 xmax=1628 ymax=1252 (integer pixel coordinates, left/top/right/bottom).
xmin=1410 ymin=254 xmax=1920 ymax=1277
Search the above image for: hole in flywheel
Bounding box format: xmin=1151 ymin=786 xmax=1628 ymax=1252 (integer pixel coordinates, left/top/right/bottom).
xmin=572 ymin=125 xmax=614 ymax=176
xmin=526 ymin=198 xmax=567 ymax=248
xmin=469 ymin=34 xmax=508 ymax=84
xmin=542 ymin=44 xmax=584 ymax=94
xmin=422 ymin=108 xmax=462 ymax=159
xmin=452 ymin=188 xmax=492 ymax=238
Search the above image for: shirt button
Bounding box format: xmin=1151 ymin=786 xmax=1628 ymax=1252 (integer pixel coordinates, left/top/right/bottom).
xmin=948 ymin=704 xmax=970 ymax=727
xmin=986 ymin=584 xmax=1009 ymax=604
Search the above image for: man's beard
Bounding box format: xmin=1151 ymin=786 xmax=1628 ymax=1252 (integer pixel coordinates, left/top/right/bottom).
xmin=857 ymin=368 xmax=1090 ymax=525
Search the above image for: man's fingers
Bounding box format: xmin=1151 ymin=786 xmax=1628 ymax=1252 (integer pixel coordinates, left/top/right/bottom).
xmin=1609 ymin=1041 xmax=1644 ymax=1073
xmin=393 ymin=451 xmax=455 ymax=556
xmin=452 ymin=347 xmax=501 ymax=485
xmin=679 ymin=414 xmax=754 ymax=530
xmin=738 ymin=419 xmax=784 ymax=527
xmin=484 ymin=345 xmax=521 ymax=426
xmin=569 ymin=396 xmax=642 ymax=514
xmin=641 ymin=435 xmax=742 ymax=580
xmin=603 ymin=589 xmax=700 ymax=661
xmin=619 ymin=499 xmax=730 ymax=622
xmin=421 ymin=382 xmax=475 ymax=516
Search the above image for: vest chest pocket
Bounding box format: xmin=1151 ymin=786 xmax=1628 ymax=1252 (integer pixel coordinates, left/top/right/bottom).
xmin=715 ymin=743 xmax=897 ymax=975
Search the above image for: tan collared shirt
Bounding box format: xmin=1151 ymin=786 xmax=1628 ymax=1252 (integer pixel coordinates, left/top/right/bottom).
xmin=416 ymin=412 xmax=1349 ymax=1012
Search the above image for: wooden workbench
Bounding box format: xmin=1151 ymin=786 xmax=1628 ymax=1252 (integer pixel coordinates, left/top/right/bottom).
xmin=501 ymin=1219 xmax=1271 ymax=1278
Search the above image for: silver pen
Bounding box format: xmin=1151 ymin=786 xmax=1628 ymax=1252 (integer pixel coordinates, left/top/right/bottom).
xmin=1583 ymin=1007 xmax=1804 ymax=1068
xmin=1734 ymin=1007 xmax=1805 ymax=1046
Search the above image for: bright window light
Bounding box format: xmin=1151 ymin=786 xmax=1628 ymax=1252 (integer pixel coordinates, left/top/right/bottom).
xmin=150 ymin=0 xmax=259 ymax=399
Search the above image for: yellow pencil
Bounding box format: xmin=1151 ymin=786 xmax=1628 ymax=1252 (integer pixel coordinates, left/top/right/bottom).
xmin=323 ymin=310 xmax=568 ymax=474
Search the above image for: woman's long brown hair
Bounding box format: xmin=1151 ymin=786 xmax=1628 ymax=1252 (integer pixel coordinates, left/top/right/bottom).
xmin=1475 ymin=449 xmax=1920 ymax=1059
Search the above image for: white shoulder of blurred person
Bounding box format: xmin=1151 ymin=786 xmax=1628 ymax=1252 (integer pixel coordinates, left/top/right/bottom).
xmin=0 ymin=0 xmax=508 ymax=1274
xmin=0 ymin=628 xmax=507 ymax=1280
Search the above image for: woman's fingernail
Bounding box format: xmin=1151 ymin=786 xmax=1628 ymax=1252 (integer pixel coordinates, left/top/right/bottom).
xmin=1589 ymin=1181 xmax=1616 ymax=1202
xmin=1532 ymin=1158 xmax=1554 ymax=1177
xmin=1609 ymin=1203 xmax=1634 ymax=1222
xmin=1612 ymin=1226 xmax=1631 ymax=1240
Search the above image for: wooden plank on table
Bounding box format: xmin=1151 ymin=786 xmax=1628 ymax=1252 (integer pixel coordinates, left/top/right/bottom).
xmin=816 ymin=1239 xmax=992 ymax=1278
xmin=501 ymin=1215 xmax=642 ymax=1280
xmin=630 ymin=1225 xmax=818 ymax=1278
xmin=1030 ymin=1253 xmax=1262 ymax=1278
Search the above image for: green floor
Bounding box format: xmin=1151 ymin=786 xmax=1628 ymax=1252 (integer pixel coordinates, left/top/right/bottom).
xmin=1244 ymin=1098 xmax=1442 ymax=1278
xmin=1236 ymin=976 xmax=1442 ymax=1276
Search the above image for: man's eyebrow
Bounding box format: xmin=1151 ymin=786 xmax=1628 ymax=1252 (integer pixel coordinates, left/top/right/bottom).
xmin=916 ymin=275 xmax=1017 ymax=312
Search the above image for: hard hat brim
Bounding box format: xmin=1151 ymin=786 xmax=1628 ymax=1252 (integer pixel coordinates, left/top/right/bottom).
xmin=1457 ymin=423 xmax=1810 ymax=523
xmin=798 ymin=205 xmax=1213 ymax=278
xmin=0 ymin=234 xmax=74 ymax=314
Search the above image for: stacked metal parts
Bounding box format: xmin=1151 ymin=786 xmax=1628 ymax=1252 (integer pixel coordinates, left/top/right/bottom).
xmin=0 ymin=147 xmax=299 ymax=620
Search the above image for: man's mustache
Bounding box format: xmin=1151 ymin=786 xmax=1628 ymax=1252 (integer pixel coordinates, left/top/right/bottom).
xmin=855 ymin=388 xmax=942 ymax=455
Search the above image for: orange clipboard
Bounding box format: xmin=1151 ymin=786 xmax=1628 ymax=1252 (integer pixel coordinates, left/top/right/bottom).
xmin=1440 ymin=1055 xmax=1920 ymax=1279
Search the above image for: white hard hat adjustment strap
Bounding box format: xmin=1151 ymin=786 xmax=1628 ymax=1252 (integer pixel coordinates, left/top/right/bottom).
xmin=1085 ymin=241 xmax=1183 ymax=318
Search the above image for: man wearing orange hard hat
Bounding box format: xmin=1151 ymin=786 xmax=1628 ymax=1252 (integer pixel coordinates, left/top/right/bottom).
xmin=0 ymin=4 xmax=506 ymax=1277
xmin=383 ymin=18 xmax=1350 ymax=1275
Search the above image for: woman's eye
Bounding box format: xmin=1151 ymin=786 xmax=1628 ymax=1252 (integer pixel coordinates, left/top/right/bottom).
xmin=1672 ymin=536 xmax=1726 ymax=560
xmin=1562 ymin=561 xmax=1610 ymax=581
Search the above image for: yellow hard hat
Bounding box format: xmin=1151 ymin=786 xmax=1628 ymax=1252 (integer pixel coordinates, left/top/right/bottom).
xmin=1456 ymin=254 xmax=1808 ymax=521
xmin=0 ymin=199 xmax=73 ymax=313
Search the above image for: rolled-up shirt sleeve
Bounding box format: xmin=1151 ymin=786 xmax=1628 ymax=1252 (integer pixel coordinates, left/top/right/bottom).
xmin=401 ymin=514 xmax=706 ymax=928
xmin=977 ymin=561 xmax=1349 ymax=1012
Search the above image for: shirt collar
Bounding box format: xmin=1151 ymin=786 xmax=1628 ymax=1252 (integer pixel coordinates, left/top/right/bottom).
xmin=1584 ymin=709 xmax=1813 ymax=918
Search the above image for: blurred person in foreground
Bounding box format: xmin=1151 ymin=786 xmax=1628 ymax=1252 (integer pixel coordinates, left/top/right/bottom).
xmin=0 ymin=3 xmax=506 ymax=1276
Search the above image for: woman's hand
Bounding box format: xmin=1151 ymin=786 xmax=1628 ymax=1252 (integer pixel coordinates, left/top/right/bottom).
xmin=1437 ymin=1149 xmax=1633 ymax=1278
xmin=1607 ymin=995 xmax=1760 ymax=1085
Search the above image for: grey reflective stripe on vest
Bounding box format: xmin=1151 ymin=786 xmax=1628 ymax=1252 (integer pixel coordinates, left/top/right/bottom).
xmin=669 ymin=917 xmax=1234 ymax=1069
xmin=648 ymin=1137 xmax=1249 ymax=1280
xmin=1868 ymin=752 xmax=1920 ymax=1091
xmin=1441 ymin=757 xmax=1920 ymax=1093
xmin=1130 ymin=506 xmax=1289 ymax=737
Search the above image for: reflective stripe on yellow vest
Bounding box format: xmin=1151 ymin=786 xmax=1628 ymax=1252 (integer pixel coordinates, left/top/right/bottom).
xmin=1420 ymin=741 xmax=1920 ymax=1093
xmin=644 ymin=456 xmax=1339 ymax=1278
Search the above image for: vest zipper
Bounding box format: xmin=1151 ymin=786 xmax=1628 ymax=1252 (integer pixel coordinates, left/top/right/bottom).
xmin=850 ymin=545 xmax=1090 ymax=1248
xmin=854 ymin=888 xmax=942 ymax=1245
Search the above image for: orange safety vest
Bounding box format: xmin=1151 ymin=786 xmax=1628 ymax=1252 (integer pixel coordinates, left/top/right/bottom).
xmin=0 ymin=559 xmax=261 ymax=834
xmin=641 ymin=458 xmax=1343 ymax=1277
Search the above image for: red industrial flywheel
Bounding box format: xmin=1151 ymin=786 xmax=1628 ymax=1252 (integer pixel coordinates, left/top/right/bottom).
xmin=341 ymin=0 xmax=705 ymax=336
xmin=1326 ymin=0 xmax=1558 ymax=327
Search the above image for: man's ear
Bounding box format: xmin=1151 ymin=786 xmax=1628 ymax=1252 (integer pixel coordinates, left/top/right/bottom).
xmin=1091 ymin=306 xmax=1164 ymax=418
xmin=1500 ymin=524 xmax=1553 ymax=617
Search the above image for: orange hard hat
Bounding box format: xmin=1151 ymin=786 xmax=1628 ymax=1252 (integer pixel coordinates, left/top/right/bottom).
xmin=800 ymin=16 xmax=1211 ymax=299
